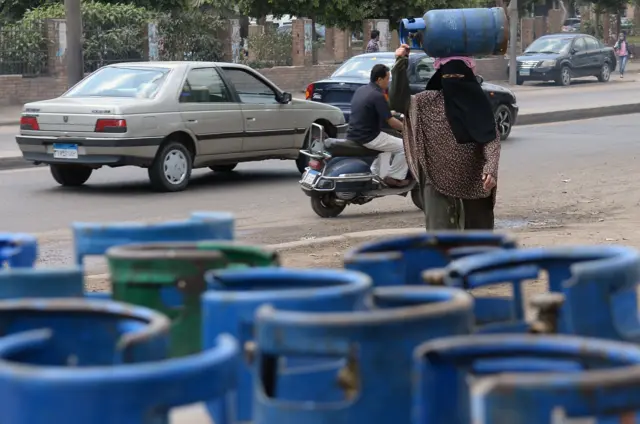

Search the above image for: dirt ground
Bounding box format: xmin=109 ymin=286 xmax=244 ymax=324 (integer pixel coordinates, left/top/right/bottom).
xmin=276 ymin=218 xmax=640 ymax=317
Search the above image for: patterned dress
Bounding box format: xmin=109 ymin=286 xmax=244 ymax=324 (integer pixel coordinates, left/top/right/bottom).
xmin=404 ymin=90 xmax=500 ymax=202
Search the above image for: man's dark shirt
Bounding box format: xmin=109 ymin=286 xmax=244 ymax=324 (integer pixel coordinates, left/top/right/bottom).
xmin=346 ymin=82 xmax=392 ymax=144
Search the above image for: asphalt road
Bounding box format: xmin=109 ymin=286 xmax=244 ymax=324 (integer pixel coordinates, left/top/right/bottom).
xmin=1 ymin=113 xmax=637 ymax=275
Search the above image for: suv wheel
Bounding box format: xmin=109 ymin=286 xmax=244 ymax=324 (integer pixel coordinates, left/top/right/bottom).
xmin=148 ymin=141 xmax=192 ymax=192
xmin=556 ymin=66 xmax=571 ymax=86
xmin=598 ymin=62 xmax=611 ymax=82
xmin=50 ymin=164 xmax=92 ymax=187
xmin=494 ymin=104 xmax=513 ymax=141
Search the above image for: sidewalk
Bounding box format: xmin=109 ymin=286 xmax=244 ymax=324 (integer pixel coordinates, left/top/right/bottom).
xmin=0 ymin=105 xmax=22 ymax=126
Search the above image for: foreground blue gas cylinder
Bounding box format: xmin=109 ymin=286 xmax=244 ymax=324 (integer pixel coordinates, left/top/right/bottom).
xmin=202 ymin=267 xmax=372 ymax=423
xmin=436 ymin=245 xmax=640 ymax=333
xmin=253 ymin=286 xmax=473 ymax=424
xmin=344 ymin=231 xmax=515 ymax=287
xmin=72 ymin=211 xmax=235 ymax=265
xmin=0 ymin=330 xmax=238 ymax=424
xmin=0 ymin=267 xmax=85 ymax=299
xmin=0 ymin=298 xmax=170 ymax=364
xmin=422 ymin=7 xmax=509 ymax=57
xmin=0 ymin=233 xmax=37 ymax=268
xmin=414 ymin=334 xmax=640 ymax=424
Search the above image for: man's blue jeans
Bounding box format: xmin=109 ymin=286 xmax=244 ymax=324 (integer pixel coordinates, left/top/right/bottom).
xmin=619 ymin=55 xmax=628 ymax=75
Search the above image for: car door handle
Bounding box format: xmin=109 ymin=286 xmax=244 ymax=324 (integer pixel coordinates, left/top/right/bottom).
xmin=187 ymin=119 xmax=198 ymax=123
xmin=246 ymin=117 xmax=256 ymax=121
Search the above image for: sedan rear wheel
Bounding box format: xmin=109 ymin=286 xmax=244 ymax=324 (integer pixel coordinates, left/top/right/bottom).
xmin=148 ymin=141 xmax=192 ymax=192
xmin=494 ymin=104 xmax=513 ymax=141
xmin=50 ymin=164 xmax=93 ymax=187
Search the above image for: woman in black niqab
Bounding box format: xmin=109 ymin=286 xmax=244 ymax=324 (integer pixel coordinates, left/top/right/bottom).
xmin=426 ymin=59 xmax=497 ymax=145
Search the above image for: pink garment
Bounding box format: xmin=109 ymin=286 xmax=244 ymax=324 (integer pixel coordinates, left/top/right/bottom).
xmin=434 ymin=56 xmax=477 ymax=75
xmin=618 ymin=42 xmax=628 ymax=56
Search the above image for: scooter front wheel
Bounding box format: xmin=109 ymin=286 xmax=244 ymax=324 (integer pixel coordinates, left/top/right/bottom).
xmin=311 ymin=195 xmax=346 ymax=218
xmin=411 ymin=187 xmax=424 ymax=211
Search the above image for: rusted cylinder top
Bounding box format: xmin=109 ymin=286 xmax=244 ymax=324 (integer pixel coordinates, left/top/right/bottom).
xmin=106 ymin=241 xmax=279 ymax=357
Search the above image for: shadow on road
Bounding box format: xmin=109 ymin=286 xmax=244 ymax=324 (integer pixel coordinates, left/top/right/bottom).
xmin=40 ymin=168 xmax=302 ymax=196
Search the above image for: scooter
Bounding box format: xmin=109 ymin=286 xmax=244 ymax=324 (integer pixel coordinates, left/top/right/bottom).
xmin=299 ymin=121 xmax=424 ymax=218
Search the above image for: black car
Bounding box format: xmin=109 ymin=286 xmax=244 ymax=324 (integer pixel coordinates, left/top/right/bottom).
xmin=305 ymin=52 xmax=519 ymax=140
xmin=511 ymin=33 xmax=617 ymax=86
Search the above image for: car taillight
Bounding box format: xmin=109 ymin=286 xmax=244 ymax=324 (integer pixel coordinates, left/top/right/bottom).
xmin=20 ymin=116 xmax=40 ymax=131
xmin=95 ymin=119 xmax=127 ymax=133
xmin=305 ymin=83 xmax=315 ymax=100
xmin=309 ymin=159 xmax=323 ymax=170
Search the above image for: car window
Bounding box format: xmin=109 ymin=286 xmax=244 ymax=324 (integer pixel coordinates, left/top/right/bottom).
xmin=64 ymin=66 xmax=169 ymax=99
xmin=222 ymin=68 xmax=279 ymax=104
xmin=331 ymin=56 xmax=397 ymax=79
xmin=415 ymin=57 xmax=435 ymax=82
xmin=524 ymin=37 xmax=572 ymax=54
xmin=573 ymin=37 xmax=586 ymax=52
xmin=180 ymin=68 xmax=231 ymax=103
xmin=584 ymin=37 xmax=600 ymax=50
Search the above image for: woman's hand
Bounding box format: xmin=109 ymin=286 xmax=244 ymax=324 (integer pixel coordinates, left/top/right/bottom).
xmin=395 ymin=44 xmax=410 ymax=58
xmin=482 ymin=174 xmax=497 ymax=191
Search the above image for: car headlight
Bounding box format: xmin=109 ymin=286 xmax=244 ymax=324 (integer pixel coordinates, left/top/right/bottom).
xmin=539 ymin=59 xmax=556 ymax=67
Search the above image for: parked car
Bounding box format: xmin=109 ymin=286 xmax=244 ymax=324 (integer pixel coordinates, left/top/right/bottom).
xmin=511 ymin=33 xmax=616 ymax=86
xmin=305 ymin=52 xmax=519 ymax=140
xmin=562 ymin=17 xmax=581 ymax=32
xmin=16 ymin=61 xmax=347 ymax=192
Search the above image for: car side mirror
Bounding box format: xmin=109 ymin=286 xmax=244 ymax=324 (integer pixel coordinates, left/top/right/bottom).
xmin=476 ymin=75 xmax=484 ymax=84
xmin=279 ymin=92 xmax=292 ymax=104
xmin=570 ymin=48 xmax=577 ymax=55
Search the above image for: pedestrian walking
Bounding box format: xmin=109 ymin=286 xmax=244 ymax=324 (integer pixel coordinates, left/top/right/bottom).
xmin=614 ymin=33 xmax=632 ymax=78
xmin=366 ymin=30 xmax=380 ymax=53
xmin=389 ymin=44 xmax=501 ymax=230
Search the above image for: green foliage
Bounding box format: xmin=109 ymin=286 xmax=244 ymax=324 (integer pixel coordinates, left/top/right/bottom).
xmin=19 ymin=2 xmax=152 ymax=72
xmin=242 ymin=30 xmax=292 ymax=68
xmin=0 ymin=1 xmax=225 ymax=76
xmin=0 ymin=20 xmax=48 ymax=75
xmin=156 ymin=10 xmax=224 ymax=61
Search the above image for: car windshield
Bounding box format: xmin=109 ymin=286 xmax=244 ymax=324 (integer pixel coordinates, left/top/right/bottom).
xmin=331 ymin=56 xmax=398 ymax=79
xmin=524 ymin=37 xmax=572 ymax=54
xmin=64 ymin=66 xmax=170 ymax=99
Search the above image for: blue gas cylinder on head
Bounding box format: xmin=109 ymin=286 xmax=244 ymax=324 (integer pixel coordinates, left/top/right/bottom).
xmin=421 ymin=7 xmax=508 ymax=57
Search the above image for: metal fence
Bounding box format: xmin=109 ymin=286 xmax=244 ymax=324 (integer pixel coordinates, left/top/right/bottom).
xmin=82 ymin=25 xmax=146 ymax=73
xmin=0 ymin=21 xmax=49 ymax=76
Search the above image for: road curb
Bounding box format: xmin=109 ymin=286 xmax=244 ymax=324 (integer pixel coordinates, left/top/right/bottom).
xmin=83 ymin=227 xmax=427 ymax=288
xmin=517 ymin=102 xmax=640 ymax=126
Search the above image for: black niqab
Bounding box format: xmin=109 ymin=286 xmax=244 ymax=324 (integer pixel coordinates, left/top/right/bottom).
xmin=425 ymin=60 xmax=496 ymax=145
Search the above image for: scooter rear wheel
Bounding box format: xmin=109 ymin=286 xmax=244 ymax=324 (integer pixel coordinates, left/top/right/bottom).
xmin=311 ymin=195 xmax=346 ymax=218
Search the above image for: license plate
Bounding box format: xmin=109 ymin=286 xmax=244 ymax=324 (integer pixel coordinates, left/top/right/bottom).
xmin=519 ymin=69 xmax=531 ymax=76
xmin=302 ymin=170 xmax=319 ymax=185
xmin=53 ymin=143 xmax=78 ymax=159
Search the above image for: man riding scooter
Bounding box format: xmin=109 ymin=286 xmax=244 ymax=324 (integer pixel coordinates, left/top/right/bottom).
xmin=346 ymin=64 xmax=410 ymax=188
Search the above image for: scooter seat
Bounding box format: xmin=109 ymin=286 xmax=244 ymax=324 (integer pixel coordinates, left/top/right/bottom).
xmin=324 ymin=138 xmax=380 ymax=157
